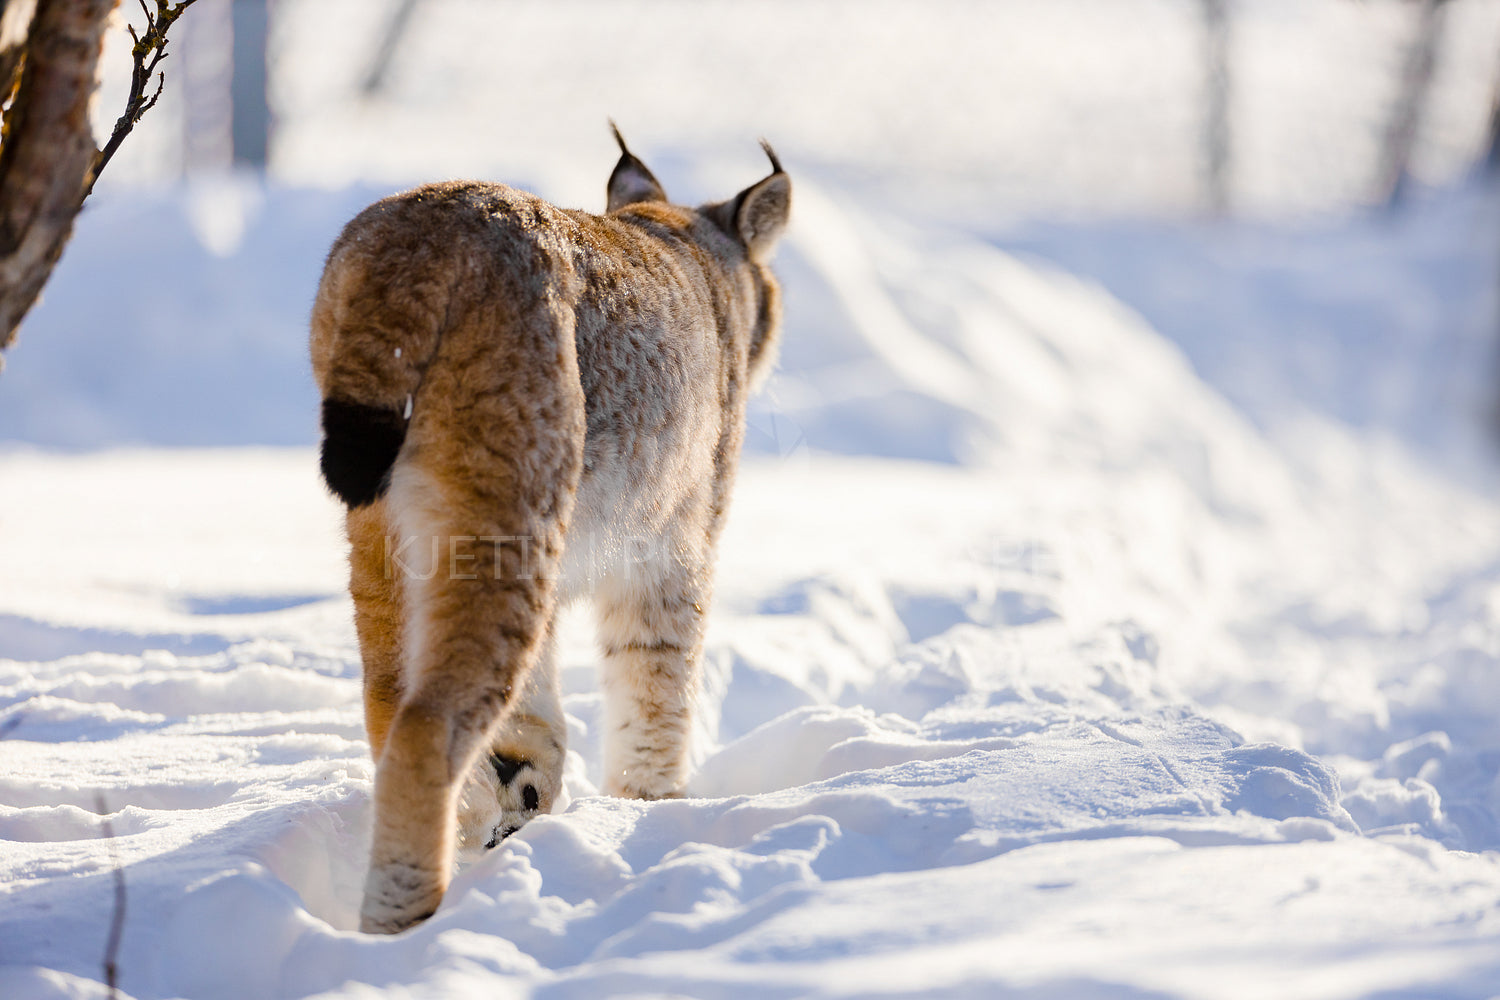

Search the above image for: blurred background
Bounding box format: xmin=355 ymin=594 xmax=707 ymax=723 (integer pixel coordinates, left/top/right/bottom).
xmin=90 ymin=0 xmax=1500 ymax=216
xmin=3 ymin=0 xmax=1500 ymax=483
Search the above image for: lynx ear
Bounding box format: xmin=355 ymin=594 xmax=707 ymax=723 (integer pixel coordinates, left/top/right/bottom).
xmin=734 ymin=142 xmax=790 ymax=262
xmin=606 ymin=121 xmax=667 ymax=212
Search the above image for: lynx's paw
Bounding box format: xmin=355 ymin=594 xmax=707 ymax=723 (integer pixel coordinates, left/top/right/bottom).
xmin=604 ymin=775 xmax=687 ymax=801
xmin=359 ymin=859 xmax=445 ymax=935
xmin=457 ymin=748 xmax=563 ymax=850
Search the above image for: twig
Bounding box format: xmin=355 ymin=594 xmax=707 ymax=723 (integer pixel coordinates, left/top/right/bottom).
xmin=82 ymin=0 xmax=199 ymax=199
xmin=94 ymin=791 xmax=126 ymax=1000
xmin=2 ymin=718 xmax=124 ymax=995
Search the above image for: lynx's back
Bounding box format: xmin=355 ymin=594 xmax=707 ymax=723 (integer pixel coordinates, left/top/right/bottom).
xmin=311 ymin=130 xmax=790 ymax=934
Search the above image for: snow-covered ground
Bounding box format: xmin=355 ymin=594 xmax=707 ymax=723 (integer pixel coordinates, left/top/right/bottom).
xmin=6 ymin=174 xmax=1500 ymax=997
xmin=7 ymin=1 xmax=1500 ymax=997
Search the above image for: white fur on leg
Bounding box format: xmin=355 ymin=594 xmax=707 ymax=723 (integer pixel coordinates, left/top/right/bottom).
xmin=599 ymin=643 xmax=695 ymax=798
xmin=594 ymin=569 xmax=704 ymax=800
xmin=385 ymin=464 xmax=448 ymax=690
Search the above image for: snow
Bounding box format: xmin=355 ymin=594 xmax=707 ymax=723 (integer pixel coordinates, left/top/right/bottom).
xmin=7 ymin=175 xmax=1500 ymax=996
xmin=8 ymin=2 xmax=1500 ymax=996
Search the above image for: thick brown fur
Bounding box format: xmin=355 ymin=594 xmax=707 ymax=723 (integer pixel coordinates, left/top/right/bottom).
xmin=310 ymin=133 xmax=789 ymax=934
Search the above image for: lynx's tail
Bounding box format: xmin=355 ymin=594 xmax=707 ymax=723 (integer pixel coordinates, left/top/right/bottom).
xmin=309 ymin=206 xmax=454 ymax=508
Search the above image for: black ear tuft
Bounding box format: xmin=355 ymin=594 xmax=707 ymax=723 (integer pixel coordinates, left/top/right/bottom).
xmin=320 ymin=398 xmax=407 ymax=508
xmin=606 ymin=121 xmax=668 ymax=212
xmin=759 ymin=138 xmax=784 ymax=175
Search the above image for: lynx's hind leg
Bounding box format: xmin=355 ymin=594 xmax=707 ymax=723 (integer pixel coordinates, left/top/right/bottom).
xmin=347 ymin=501 xmax=404 ymax=759
xmin=594 ymin=561 xmax=709 ymax=800
xmin=361 ymin=459 xmax=576 ymax=934
xmin=456 ymin=619 xmax=568 ymax=851
xmin=360 ymin=303 xmax=585 ymax=933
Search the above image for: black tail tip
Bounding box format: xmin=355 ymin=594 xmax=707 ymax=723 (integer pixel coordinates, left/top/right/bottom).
xmin=320 ymin=397 xmax=407 ymax=508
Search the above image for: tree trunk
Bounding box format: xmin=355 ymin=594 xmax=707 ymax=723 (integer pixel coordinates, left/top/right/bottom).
xmin=362 ymin=0 xmax=419 ymax=95
xmin=1483 ymin=75 xmax=1500 ymax=176
xmin=0 ymin=0 xmax=115 ymax=355
xmin=230 ymin=0 xmax=268 ymax=166
xmin=1379 ymin=0 xmax=1446 ymax=208
xmin=1200 ymin=0 xmax=1231 ymax=216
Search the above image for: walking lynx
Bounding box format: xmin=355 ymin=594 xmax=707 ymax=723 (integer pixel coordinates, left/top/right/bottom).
xmin=311 ymin=128 xmax=790 ymax=934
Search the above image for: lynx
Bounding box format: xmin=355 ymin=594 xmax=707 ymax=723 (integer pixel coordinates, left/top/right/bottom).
xmin=310 ymin=128 xmax=790 ymax=934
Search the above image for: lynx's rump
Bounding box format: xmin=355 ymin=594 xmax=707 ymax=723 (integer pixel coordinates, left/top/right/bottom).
xmin=312 ymin=180 xmax=772 ymax=517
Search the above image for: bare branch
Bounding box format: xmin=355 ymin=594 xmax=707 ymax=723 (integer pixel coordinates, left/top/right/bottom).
xmin=0 ymin=0 xmax=200 ymax=356
xmin=84 ymin=0 xmax=201 ymax=199
xmin=137 ymin=69 xmax=164 ymax=118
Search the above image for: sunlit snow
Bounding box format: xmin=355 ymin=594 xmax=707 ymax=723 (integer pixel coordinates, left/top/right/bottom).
xmin=6 ymin=2 xmax=1500 ymax=998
